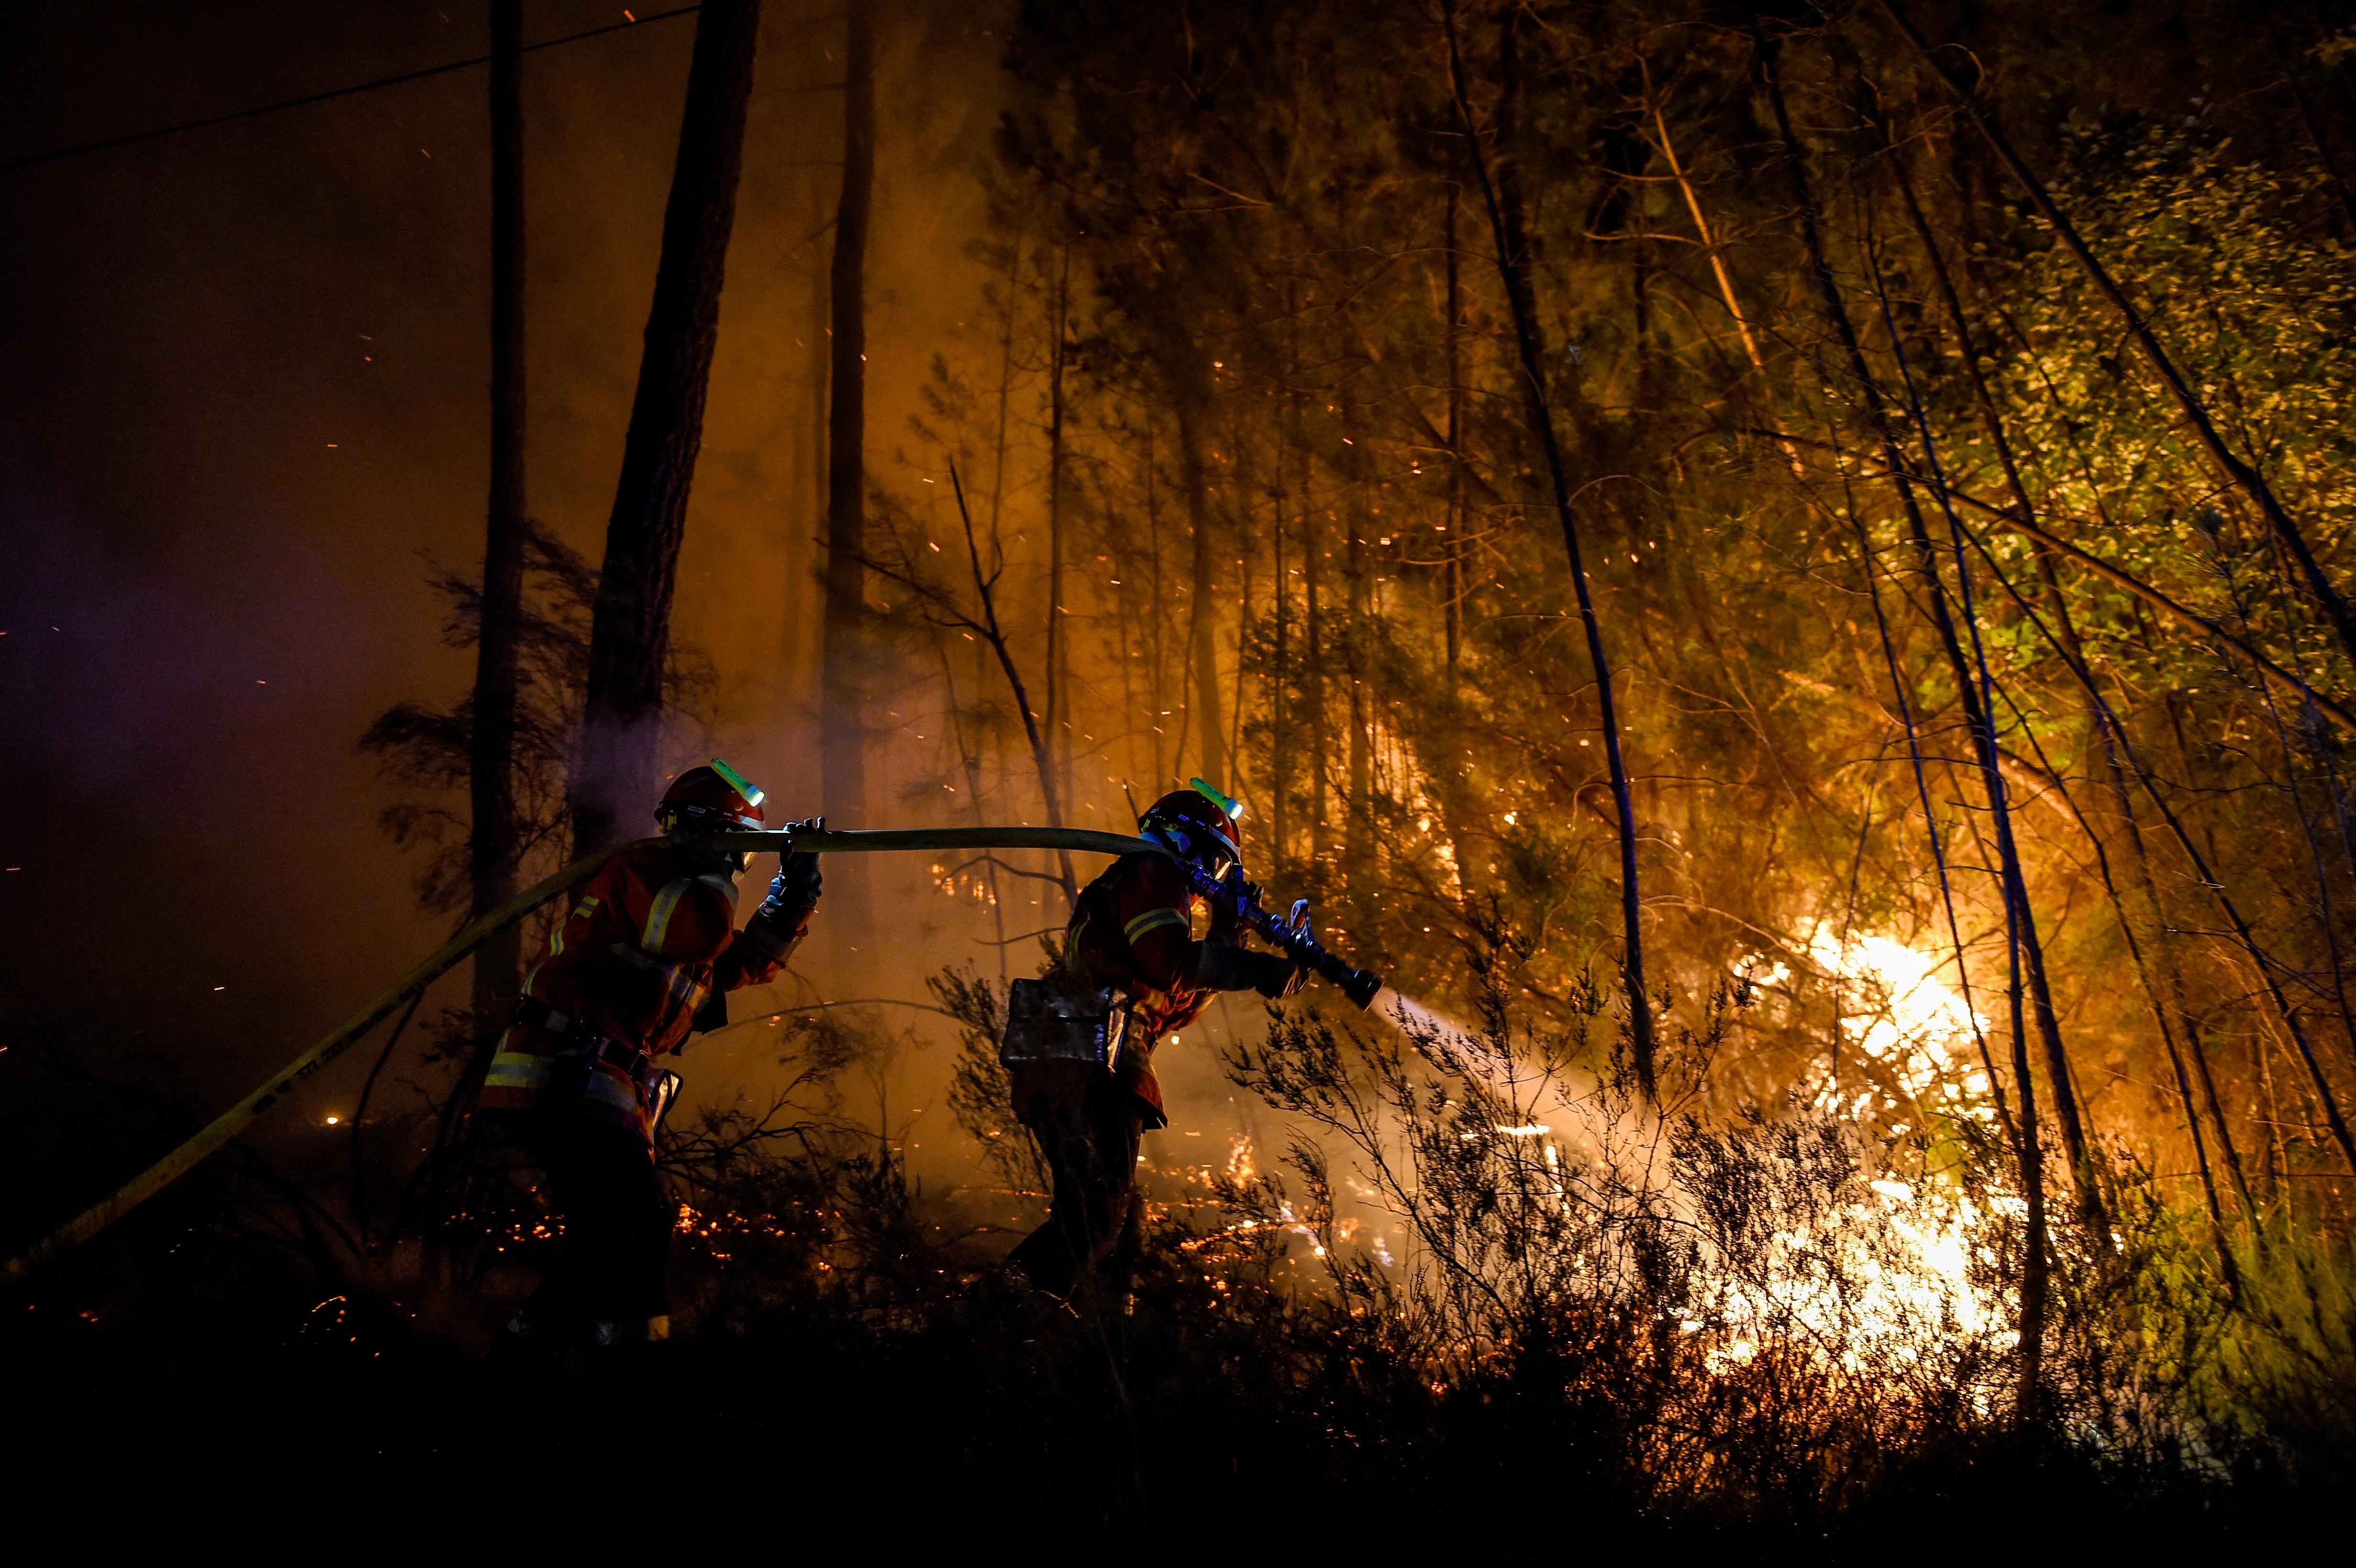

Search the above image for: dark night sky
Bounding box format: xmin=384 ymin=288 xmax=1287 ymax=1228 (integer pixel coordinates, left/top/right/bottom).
xmin=0 ymin=2 xmax=1025 ymax=1207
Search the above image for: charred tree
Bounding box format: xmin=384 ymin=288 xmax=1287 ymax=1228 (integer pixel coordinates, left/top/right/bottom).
xmin=819 ymin=0 xmax=877 ymax=834
xmin=1271 ymin=306 xmax=1296 ymax=870
xmin=571 ymin=0 xmax=764 ymax=852
xmin=1443 ymin=181 xmax=1465 ymax=684
xmin=1344 ymin=410 xmax=1376 ymax=947
xmin=1305 ymin=414 xmax=1330 ymax=868
xmin=1045 ymin=245 xmax=1073 ymax=818
xmin=1180 ymin=401 xmax=1228 ymax=792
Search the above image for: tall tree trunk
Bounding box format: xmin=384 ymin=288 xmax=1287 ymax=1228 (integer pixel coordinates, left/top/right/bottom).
xmin=1444 ymin=182 xmax=1465 ymax=684
xmin=2000 ymin=906 xmax=2051 ymax=1416
xmin=1876 ymin=274 xmax=2106 ymax=1235
xmin=1230 ymin=449 xmax=1250 ymax=780
xmin=819 ymin=0 xmax=875 ymax=831
xmin=1304 ymin=413 xmax=1329 ymax=868
xmin=571 ymin=0 xmax=764 ymax=852
xmin=1045 ymin=246 xmax=1072 ymax=820
xmin=1893 ymin=150 xmax=2252 ymax=1245
xmin=1448 ymin=3 xmax=1657 ymax=1094
xmin=1753 ymin=22 xmax=2052 ymax=1405
xmin=1145 ymin=420 xmax=1168 ymax=790
xmin=470 ymin=0 xmax=527 ymax=1006
xmin=1180 ymin=404 xmax=1228 ymax=791
xmin=786 ymin=170 xmax=829 ymax=706
xmin=1271 ymin=303 xmax=1296 ymax=871
xmin=1893 ymin=331 xmax=2108 ymax=1231
xmin=1764 ymin=32 xmax=2103 ymax=1229
xmin=1345 ymin=414 xmax=1375 ymax=946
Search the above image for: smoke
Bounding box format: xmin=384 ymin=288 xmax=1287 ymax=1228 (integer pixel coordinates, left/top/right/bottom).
xmin=0 ymin=3 xmax=1035 ymax=1176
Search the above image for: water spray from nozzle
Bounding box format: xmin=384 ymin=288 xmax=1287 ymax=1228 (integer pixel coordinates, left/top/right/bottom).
xmin=1367 ymin=985 xmax=1479 ymax=1049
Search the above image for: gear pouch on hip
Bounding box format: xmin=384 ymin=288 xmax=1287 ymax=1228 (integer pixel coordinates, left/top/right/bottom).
xmin=1000 ymin=979 xmax=1130 ymax=1075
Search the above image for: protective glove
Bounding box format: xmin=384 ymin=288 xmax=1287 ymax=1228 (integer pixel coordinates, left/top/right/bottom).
xmin=762 ymin=817 xmax=824 ymax=916
xmin=1197 ymin=942 xmax=1306 ymax=998
xmin=1254 ymin=948 xmax=1310 ymax=1000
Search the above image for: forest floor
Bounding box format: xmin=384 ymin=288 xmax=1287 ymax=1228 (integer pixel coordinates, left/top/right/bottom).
xmin=4 ymin=1216 xmax=2341 ymax=1555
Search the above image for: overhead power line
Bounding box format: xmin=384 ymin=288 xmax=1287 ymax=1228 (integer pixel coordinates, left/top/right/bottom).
xmin=0 ymin=4 xmax=702 ymax=175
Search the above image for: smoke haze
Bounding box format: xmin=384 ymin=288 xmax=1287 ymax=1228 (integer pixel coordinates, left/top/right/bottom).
xmin=0 ymin=1 xmax=1243 ymax=1217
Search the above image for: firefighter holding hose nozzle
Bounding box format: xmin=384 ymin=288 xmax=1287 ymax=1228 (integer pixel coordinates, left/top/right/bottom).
xmin=1000 ymin=782 xmax=1308 ymax=1300
xmin=480 ymin=760 xmax=821 ymax=1356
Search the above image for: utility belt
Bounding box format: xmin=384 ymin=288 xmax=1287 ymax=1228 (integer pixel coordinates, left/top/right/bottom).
xmin=512 ymin=996 xmax=684 ymax=1129
xmin=999 ymin=978 xmax=1132 ymax=1076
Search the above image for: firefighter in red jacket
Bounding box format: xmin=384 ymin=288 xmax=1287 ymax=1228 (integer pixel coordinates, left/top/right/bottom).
xmin=482 ymin=760 xmax=820 ymax=1351
xmin=1003 ymin=784 xmax=1304 ymax=1298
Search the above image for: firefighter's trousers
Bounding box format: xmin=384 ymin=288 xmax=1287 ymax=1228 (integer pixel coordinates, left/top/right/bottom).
xmin=505 ymin=1109 xmax=673 ymax=1337
xmin=1006 ymin=1062 xmax=1145 ymax=1299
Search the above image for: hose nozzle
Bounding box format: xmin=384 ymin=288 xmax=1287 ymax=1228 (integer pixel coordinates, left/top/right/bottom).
xmin=1334 ymin=964 xmax=1383 ymax=1010
xmin=1198 ymin=882 xmax=1385 ymax=1010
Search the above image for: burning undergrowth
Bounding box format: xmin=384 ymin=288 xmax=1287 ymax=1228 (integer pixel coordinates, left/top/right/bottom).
xmin=656 ymin=957 xmax=2332 ymax=1542
xmin=5 ymin=959 xmax=2344 ymax=1543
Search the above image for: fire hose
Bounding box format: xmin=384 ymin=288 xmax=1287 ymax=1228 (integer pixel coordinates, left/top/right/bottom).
xmin=4 ymin=824 xmax=1381 ymax=1281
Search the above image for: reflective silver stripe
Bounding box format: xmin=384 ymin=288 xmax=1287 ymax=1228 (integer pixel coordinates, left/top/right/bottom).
xmin=583 ymin=1072 xmax=643 ymax=1119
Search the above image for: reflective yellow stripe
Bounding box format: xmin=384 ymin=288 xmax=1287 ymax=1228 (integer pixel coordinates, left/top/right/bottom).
xmin=484 ymin=1051 xmax=554 ymax=1090
xmin=1122 ymin=907 xmax=1188 ymax=945
xmin=643 ymin=879 xmax=692 ymax=952
xmin=550 ymin=893 xmax=598 ymax=959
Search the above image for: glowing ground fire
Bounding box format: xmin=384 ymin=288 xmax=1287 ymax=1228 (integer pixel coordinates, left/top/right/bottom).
xmin=1335 ymin=938 xmax=2013 ymax=1390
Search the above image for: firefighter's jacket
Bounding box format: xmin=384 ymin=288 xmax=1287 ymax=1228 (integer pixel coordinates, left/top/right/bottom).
xmin=1051 ymin=851 xmax=1241 ymax=1129
xmin=481 ymin=842 xmax=808 ymax=1139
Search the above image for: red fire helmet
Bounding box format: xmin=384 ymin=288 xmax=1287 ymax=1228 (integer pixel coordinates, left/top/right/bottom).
xmin=656 ymin=759 xmax=767 ymax=832
xmin=1139 ymin=782 xmax=1243 ymax=878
